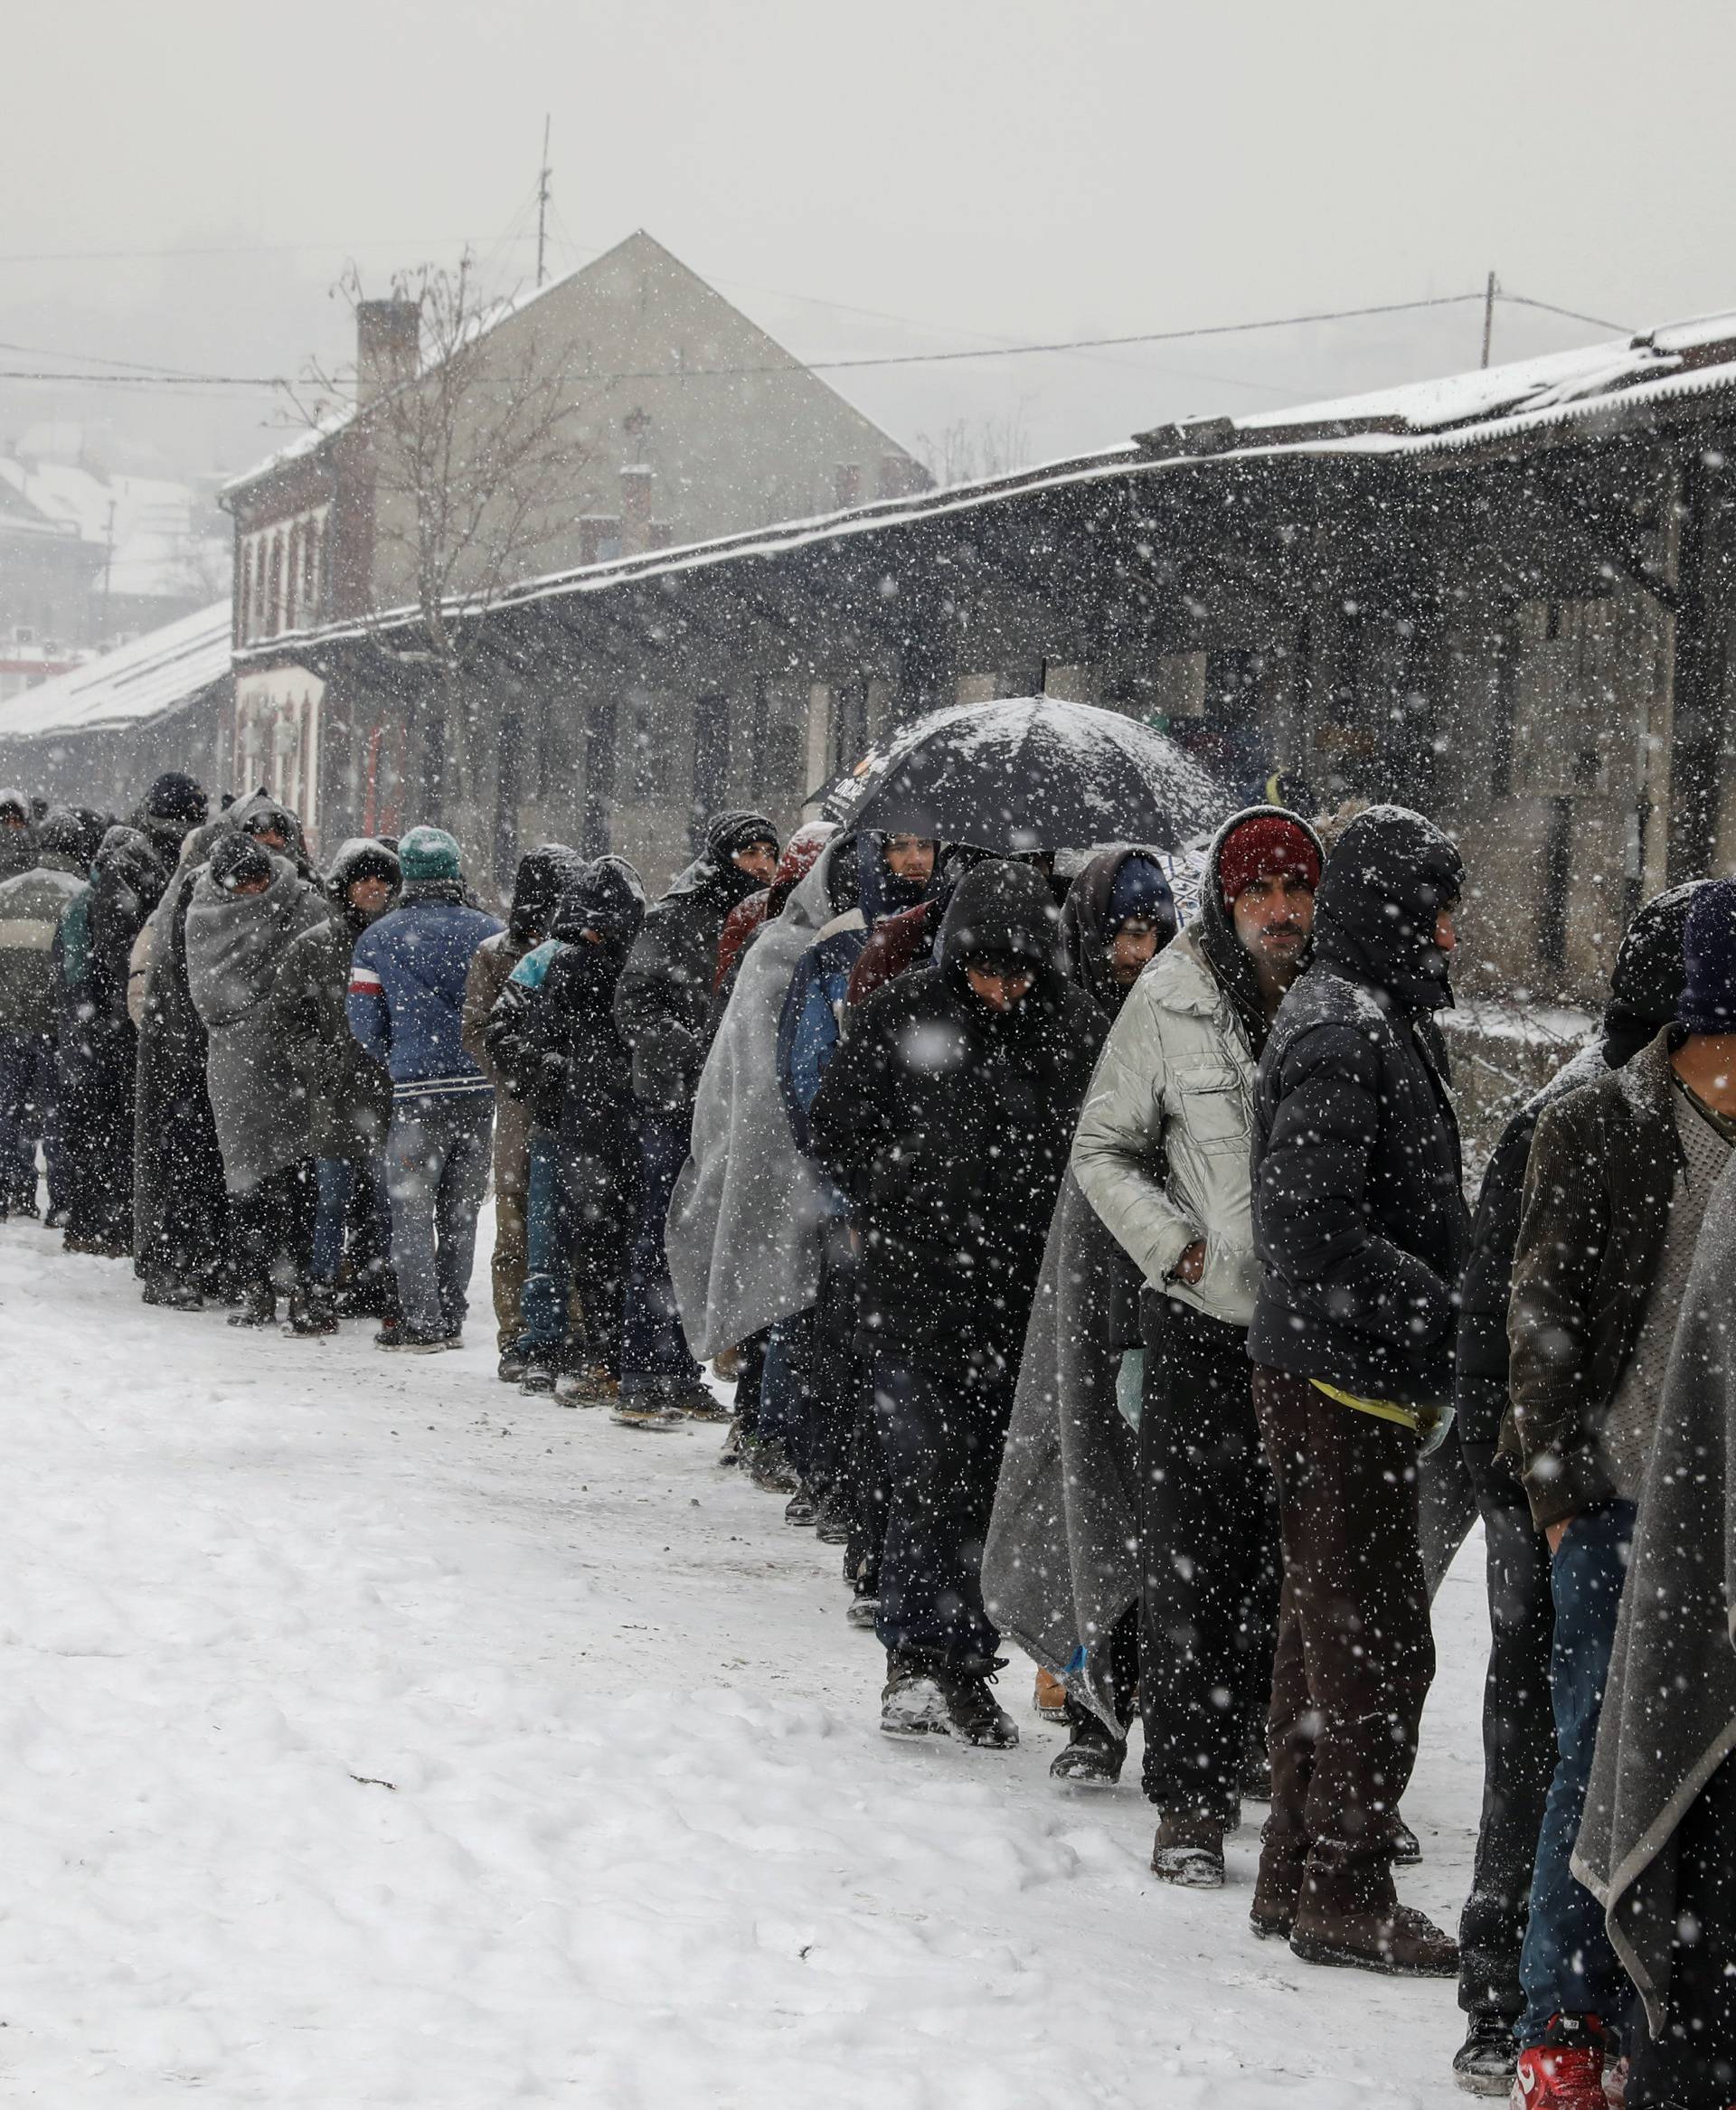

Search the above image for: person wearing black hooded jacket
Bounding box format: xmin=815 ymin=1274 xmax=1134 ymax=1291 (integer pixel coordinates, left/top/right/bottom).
xmin=486 ymin=857 xmax=646 ymax=1399
xmin=60 ymin=772 xmax=208 ymax=1254
xmin=811 ymin=860 xmax=1106 ymax=1748
xmin=1247 ymin=803 xmax=1467 ymax=1979
xmin=614 ymin=810 xmax=778 ymax=1427
xmin=1447 ymin=882 xmax=1705 ymax=2091
xmin=461 ymin=843 xmax=580 ymax=1376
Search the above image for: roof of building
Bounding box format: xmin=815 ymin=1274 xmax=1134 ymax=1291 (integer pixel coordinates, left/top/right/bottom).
xmin=0 ymin=600 xmax=231 ymax=740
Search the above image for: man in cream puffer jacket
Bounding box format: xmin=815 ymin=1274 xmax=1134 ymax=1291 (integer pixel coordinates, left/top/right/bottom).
xmin=1071 ymin=805 xmax=1321 ymax=1888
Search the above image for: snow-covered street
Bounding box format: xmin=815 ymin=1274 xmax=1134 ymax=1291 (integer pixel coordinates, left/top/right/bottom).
xmin=3 ymin=1210 xmax=1486 ymax=2107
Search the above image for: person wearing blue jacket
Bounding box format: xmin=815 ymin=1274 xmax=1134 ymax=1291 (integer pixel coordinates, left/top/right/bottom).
xmin=346 ymin=825 xmax=504 ymax=1352
xmin=770 ymin=833 xmax=939 ymax=1528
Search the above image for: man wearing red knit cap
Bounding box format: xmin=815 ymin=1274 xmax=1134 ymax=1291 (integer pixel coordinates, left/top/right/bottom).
xmin=1071 ymin=805 xmax=1321 ymax=1885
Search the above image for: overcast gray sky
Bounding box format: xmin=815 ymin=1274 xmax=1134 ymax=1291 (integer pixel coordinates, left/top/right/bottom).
xmin=6 ymin=0 xmax=1733 ymax=480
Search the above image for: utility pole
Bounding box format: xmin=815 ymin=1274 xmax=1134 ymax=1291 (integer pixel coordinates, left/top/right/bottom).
xmin=1481 ymin=268 xmax=1497 ymax=368
xmin=535 ymin=115 xmax=552 ymax=288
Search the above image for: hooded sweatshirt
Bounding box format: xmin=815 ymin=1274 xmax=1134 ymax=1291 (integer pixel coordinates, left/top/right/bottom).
xmin=1060 ymin=844 xmax=1178 ymax=1021
xmin=186 ymin=852 xmax=332 ymax=1192
xmin=487 ymin=857 xmax=646 ymax=1144
xmin=809 ymin=860 xmax=1107 ymax=1380
xmin=1248 ymin=805 xmax=1468 ymax=1404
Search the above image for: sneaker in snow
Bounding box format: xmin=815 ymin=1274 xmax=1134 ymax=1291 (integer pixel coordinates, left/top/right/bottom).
xmin=845 ymin=1589 xmax=880 ymax=1631
xmin=143 ymin=1275 xmax=204 ymax=1311
xmin=226 ymin=1284 xmax=277 ymax=1329
xmin=784 ymin=1485 xmax=818 ymax=1527
xmin=376 ymin=1321 xmax=447 ymax=1354
xmin=519 ymin=1361 xmax=557 ymax=1395
xmin=1392 ymin=1813 xmax=1422 ymax=1865
xmin=611 ymin=1396 xmax=685 ymax=1432
xmin=497 ymin=1346 xmax=530 ymax=1383
xmin=672 ymin=1386 xmax=731 ymax=1423
xmin=813 ymin=1489 xmax=851 ymax=1545
xmin=1505 ymin=2015 xmax=1616 ymax=2110
xmin=748 ymin=1438 xmax=799 ymax=1493
xmin=1451 ymin=2012 xmax=1516 ymax=2095
xmin=881 ymin=1655 xmax=950 ymax=1738
xmin=554 ymin=1364 xmax=616 ymax=1408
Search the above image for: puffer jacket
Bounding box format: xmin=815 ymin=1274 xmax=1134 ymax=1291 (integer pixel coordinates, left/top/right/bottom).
xmin=0 ymin=843 xmax=90 ymax=1034
xmin=1248 ymin=805 xmax=1468 ymax=1404
xmin=1071 ymin=927 xmax=1262 ymax=1326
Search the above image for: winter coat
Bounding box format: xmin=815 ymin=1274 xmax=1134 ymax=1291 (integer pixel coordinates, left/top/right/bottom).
xmin=486 ymin=858 xmax=644 ymax=1149
xmin=810 ymin=861 xmax=1108 ymax=1382
xmin=133 ymin=819 xmax=231 ymax=1270
xmin=1505 ymin=1030 xmax=1685 ymax=1527
xmin=1248 ymin=805 xmax=1468 ymax=1405
xmin=1571 ymin=1149 xmax=1736 ymax=2038
xmin=1071 ymin=811 xmax=1322 ymax=1330
xmin=276 ymin=839 xmax=401 ymax=1163
xmin=0 ymin=850 xmax=89 ymax=1034
xmin=777 ymin=833 xmax=939 ymax=1151
xmin=665 ymin=839 xmax=852 ymax=1362
xmin=462 ymin=931 xmax=534 ymax=1085
xmin=346 ymin=882 xmax=504 ymax=1098
xmin=185 ymin=854 xmax=332 ymax=1193
xmin=845 ymin=898 xmax=942 ymax=1009
xmin=87 ymin=816 xmax=180 ymax=1024
xmin=614 ymin=812 xmax=776 ymax=1117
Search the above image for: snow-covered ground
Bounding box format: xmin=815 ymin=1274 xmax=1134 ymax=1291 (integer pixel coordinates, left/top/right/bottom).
xmin=1 ymin=1210 xmax=1488 ymax=2106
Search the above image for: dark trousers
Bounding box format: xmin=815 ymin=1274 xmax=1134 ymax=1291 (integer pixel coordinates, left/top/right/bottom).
xmin=0 ymin=1029 xmax=55 ymax=1210
xmin=872 ymin=1355 xmax=1015 ymax=1665
xmin=231 ymin=1159 xmax=316 ymax=1295
xmin=312 ymin=1156 xmax=390 ymax=1287
xmin=137 ymin=1067 xmax=229 ymax=1291
xmin=1518 ymin=1499 xmax=1637 ymax=2049
xmin=521 ymin=1128 xmax=634 ymax=1375
xmin=845 ymin=1370 xmax=889 ymax=1595
xmin=1628 ymin=1751 xmax=1736 ymax=2107
xmin=59 ymin=1018 xmax=135 ymax=1248
xmin=1458 ymin=1438 xmax=1557 ymax=2022
xmin=1252 ymin=1366 xmax=1434 ymax=1907
xmin=620 ymin=1113 xmax=701 ymax=1395
xmin=1138 ymin=1300 xmax=1280 ymax=1823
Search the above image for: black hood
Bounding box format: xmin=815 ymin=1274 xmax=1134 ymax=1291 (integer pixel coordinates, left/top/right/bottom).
xmin=326 ymin=836 xmax=402 ymax=930
xmin=1061 ymin=844 xmax=1179 ymax=1019
xmin=227 ymin=788 xmax=311 ymax=871
xmin=1194 ymin=805 xmax=1324 ymax=1053
xmin=1311 ymin=804 xmax=1463 ymax=1014
xmin=0 ymin=787 xmax=37 ymax=875
xmin=551 ymin=855 xmax=646 ymax=953
xmin=1603 ymin=879 xmax=1709 ymax=1066
xmin=663 ymin=808 xmax=779 ymax=914
xmin=507 ymin=842 xmax=581 ymax=943
xmin=34 ymin=809 xmax=97 ymax=866
xmin=939 ymin=859 xmax=1065 ymax=990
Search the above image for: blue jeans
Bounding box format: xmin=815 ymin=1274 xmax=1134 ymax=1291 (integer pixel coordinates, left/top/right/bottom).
xmin=385 ymin=1096 xmax=493 ymax=1338
xmin=760 ymin=1311 xmax=819 ymax=1467
xmin=1517 ymin=1499 xmax=1638 ymax=2048
xmin=619 ymin=1113 xmax=701 ymax=1396
xmin=0 ymin=1030 xmax=55 ymax=1209
xmin=313 ymin=1157 xmax=391 ymax=1286
xmin=873 ymin=1356 xmax=1015 ymax=1665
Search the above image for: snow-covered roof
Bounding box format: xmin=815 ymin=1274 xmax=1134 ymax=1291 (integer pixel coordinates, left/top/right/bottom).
xmin=0 ymin=457 xmax=228 ymax=604
xmin=0 ymin=601 xmax=231 ymax=740
xmin=235 ymin=304 xmax=1736 ymax=669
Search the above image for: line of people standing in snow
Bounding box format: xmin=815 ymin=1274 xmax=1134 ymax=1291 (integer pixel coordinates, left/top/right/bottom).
xmin=4 ymin=770 xmax=1736 ymax=2106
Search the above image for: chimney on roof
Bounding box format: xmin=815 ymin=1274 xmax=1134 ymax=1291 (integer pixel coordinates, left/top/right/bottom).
xmin=355 ymin=299 xmax=420 ymax=407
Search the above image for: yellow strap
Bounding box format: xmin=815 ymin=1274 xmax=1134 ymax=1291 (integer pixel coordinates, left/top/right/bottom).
xmin=1309 ymin=1377 xmax=1421 ymax=1433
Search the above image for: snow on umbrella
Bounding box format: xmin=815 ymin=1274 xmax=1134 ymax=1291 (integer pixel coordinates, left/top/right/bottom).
xmin=842 ymin=695 xmax=1233 ymax=853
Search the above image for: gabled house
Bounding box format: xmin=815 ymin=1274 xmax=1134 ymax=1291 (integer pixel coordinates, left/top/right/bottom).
xmin=220 ymin=230 xmax=929 ymax=846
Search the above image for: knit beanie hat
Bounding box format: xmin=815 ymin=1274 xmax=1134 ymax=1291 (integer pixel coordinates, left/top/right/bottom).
xmin=399 ymin=824 xmax=462 ymax=883
xmin=1678 ymin=878 xmax=1736 ymax=1035
xmin=1106 ymin=852 xmax=1176 ymax=934
xmin=1218 ymin=813 xmax=1322 ymax=908
xmin=145 ymin=771 xmax=208 ymax=833
xmin=210 ymin=835 xmax=271 ymax=893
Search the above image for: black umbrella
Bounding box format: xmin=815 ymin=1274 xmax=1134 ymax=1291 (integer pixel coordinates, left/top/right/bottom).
xmin=840 ymin=694 xmax=1232 ymax=852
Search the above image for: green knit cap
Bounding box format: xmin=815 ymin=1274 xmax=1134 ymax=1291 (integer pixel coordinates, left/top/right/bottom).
xmin=399 ymin=825 xmax=462 ymax=882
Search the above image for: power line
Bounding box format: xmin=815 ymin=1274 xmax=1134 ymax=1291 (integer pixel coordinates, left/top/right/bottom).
xmin=0 ymin=283 xmax=1650 ymax=394
xmin=1496 ymin=290 xmax=1635 ymax=334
